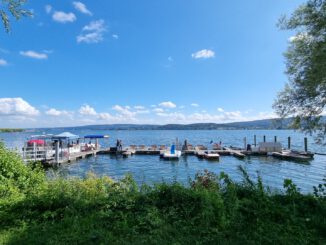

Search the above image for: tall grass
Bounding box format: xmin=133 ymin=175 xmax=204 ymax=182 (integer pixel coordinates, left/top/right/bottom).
xmin=0 ymin=142 xmax=325 ymax=244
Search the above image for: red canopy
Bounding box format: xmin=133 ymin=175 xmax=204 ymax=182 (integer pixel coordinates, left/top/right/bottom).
xmin=27 ymin=139 xmax=45 ymax=146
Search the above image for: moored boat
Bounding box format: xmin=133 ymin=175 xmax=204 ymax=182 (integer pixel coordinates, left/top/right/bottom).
xmin=162 ymin=145 xmax=181 ymax=160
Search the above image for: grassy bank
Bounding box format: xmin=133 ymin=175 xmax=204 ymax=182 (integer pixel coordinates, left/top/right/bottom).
xmin=0 ymin=142 xmax=325 ymax=244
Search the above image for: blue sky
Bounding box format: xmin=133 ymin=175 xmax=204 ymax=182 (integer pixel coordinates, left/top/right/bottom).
xmin=0 ymin=0 xmax=305 ymax=127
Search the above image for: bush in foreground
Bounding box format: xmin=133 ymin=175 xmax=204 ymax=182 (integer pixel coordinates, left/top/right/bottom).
xmin=0 ymin=143 xmax=325 ymax=244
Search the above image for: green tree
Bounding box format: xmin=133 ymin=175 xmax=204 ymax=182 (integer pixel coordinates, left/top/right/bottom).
xmin=273 ymin=0 xmax=326 ymax=143
xmin=0 ymin=0 xmax=32 ymax=32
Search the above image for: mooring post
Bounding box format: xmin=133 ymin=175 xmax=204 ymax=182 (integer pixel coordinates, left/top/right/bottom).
xmin=263 ymin=135 xmax=266 ymax=142
xmin=274 ymin=136 xmax=277 ymax=142
xmin=33 ymin=142 xmax=36 ymax=161
xmin=288 ymin=137 xmax=291 ymax=149
xmin=254 ymin=135 xmax=257 ymax=147
xmin=244 ymin=137 xmax=247 ymax=150
xmin=55 ymin=140 xmax=60 ymax=163
xmin=304 ymin=137 xmax=308 ymax=152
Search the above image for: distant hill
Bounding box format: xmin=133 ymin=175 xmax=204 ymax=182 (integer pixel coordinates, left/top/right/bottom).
xmin=60 ymin=118 xmax=294 ymax=131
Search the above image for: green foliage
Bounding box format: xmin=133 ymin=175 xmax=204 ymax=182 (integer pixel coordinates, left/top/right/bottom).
xmin=274 ymin=0 xmax=326 ymax=143
xmin=0 ymin=0 xmax=32 ymax=32
xmin=0 ymin=145 xmax=325 ymax=244
xmin=0 ymin=142 xmax=45 ymax=203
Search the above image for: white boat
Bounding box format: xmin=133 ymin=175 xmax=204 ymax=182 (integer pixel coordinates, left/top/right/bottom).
xmin=204 ymin=151 xmax=220 ymax=160
xmin=163 ymin=145 xmax=181 ymax=160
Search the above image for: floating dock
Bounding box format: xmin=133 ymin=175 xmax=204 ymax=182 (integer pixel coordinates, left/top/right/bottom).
xmin=21 ymin=134 xmax=315 ymax=166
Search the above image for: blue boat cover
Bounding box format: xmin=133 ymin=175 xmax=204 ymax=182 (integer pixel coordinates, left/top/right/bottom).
xmin=52 ymin=132 xmax=79 ymax=140
xmin=170 ymin=144 xmax=175 ymax=154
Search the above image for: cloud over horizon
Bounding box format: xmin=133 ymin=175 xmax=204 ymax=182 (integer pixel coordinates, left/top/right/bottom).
xmin=0 ymin=98 xmax=278 ymax=128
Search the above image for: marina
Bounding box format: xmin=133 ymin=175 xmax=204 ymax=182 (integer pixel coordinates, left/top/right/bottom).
xmin=20 ymin=131 xmax=314 ymax=165
xmin=2 ymin=129 xmax=325 ymax=193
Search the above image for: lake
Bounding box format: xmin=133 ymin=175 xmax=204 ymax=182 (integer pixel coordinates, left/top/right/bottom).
xmin=1 ymin=129 xmax=325 ymax=193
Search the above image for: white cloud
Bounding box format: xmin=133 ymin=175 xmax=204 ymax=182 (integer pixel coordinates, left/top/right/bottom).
xmin=52 ymin=11 xmax=76 ymax=23
xmin=77 ymin=19 xmax=106 ymax=44
xmin=191 ymin=49 xmax=215 ymax=59
xmin=20 ymin=50 xmax=48 ymax=59
xmin=217 ymin=107 xmax=224 ymax=112
xmin=112 ymin=34 xmax=119 ymax=39
xmin=77 ymin=32 xmax=104 ymax=43
xmin=45 ymin=5 xmax=52 ymax=14
xmin=134 ymin=105 xmax=145 ymax=110
xmin=112 ymin=105 xmax=135 ymax=117
xmin=153 ymin=108 xmax=164 ymax=113
xmin=82 ymin=19 xmax=105 ymax=32
xmin=45 ymin=108 xmax=69 ymax=116
xmin=0 ymin=98 xmax=39 ymax=116
xmin=0 ymin=58 xmax=8 ymax=66
xmin=97 ymin=112 xmax=112 ymax=120
xmin=159 ymin=101 xmax=177 ymax=108
xmin=136 ymin=110 xmax=150 ymax=114
xmin=156 ymin=112 xmax=186 ymax=121
xmin=191 ymin=103 xmax=199 ymax=107
xmin=79 ymin=104 xmax=97 ymax=115
xmin=73 ymin=1 xmax=92 ymax=15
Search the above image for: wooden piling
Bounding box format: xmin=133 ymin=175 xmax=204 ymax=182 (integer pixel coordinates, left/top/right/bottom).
xmin=288 ymin=137 xmax=291 ymax=149
xmin=304 ymin=137 xmax=308 ymax=152
xmin=254 ymin=135 xmax=257 ymax=146
xmin=55 ymin=141 xmax=60 ymax=163
xmin=274 ymin=136 xmax=277 ymax=142
xmin=263 ymin=135 xmax=266 ymax=142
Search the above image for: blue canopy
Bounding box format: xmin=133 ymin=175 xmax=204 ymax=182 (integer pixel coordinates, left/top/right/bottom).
xmin=52 ymin=132 xmax=79 ymax=140
xmin=170 ymin=144 xmax=175 ymax=154
xmin=84 ymin=135 xmax=109 ymax=139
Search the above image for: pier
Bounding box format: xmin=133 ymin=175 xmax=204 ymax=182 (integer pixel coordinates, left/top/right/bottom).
xmin=21 ymin=133 xmax=315 ymax=166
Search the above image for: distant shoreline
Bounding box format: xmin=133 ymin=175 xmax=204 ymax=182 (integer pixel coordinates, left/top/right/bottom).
xmin=0 ymin=128 xmax=24 ymax=133
xmin=1 ymin=118 xmax=297 ymax=131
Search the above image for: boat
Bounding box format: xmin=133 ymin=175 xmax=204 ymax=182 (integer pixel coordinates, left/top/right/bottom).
xmin=196 ymin=150 xmax=206 ymax=159
xmin=271 ymin=150 xmax=312 ymax=162
xmin=162 ymin=145 xmax=182 ymax=160
xmin=22 ymin=132 xmax=109 ymax=164
xmin=204 ymin=151 xmax=220 ymax=160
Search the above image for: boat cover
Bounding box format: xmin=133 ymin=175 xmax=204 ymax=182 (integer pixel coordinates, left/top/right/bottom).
xmin=27 ymin=139 xmax=45 ymax=145
xmin=53 ymin=132 xmax=79 ymax=140
xmin=170 ymin=144 xmax=175 ymax=154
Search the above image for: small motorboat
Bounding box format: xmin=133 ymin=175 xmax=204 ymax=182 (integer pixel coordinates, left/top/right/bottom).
xmin=204 ymin=151 xmax=220 ymax=160
xmin=162 ymin=145 xmax=181 ymax=160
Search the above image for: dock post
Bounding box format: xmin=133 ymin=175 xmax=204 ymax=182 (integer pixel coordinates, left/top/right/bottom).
xmin=244 ymin=137 xmax=247 ymax=150
xmin=288 ymin=137 xmax=291 ymax=149
xmin=263 ymin=135 xmax=266 ymax=142
xmin=33 ymin=142 xmax=36 ymax=161
xmin=254 ymin=135 xmax=256 ymax=147
xmin=274 ymin=136 xmax=277 ymax=142
xmin=55 ymin=141 xmax=60 ymax=163
xmin=304 ymin=137 xmax=308 ymax=152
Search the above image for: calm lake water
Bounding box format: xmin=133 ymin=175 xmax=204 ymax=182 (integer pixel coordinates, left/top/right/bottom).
xmin=1 ymin=129 xmax=326 ymax=193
